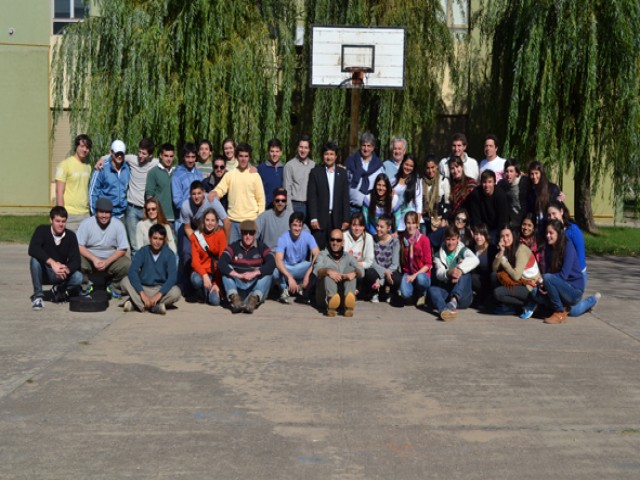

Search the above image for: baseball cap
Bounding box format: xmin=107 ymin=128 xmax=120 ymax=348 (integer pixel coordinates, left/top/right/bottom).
xmin=111 ymin=140 xmax=126 ymax=155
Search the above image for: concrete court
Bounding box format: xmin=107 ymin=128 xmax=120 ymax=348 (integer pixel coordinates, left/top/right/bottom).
xmin=1 ymin=242 xmax=639 ymax=479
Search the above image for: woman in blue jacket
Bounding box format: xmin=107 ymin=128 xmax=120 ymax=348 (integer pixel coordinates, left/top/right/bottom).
xmin=535 ymin=220 xmax=585 ymax=324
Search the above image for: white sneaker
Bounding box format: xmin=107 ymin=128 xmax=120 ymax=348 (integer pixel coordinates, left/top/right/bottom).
xmin=371 ymin=294 xmax=379 ymax=303
xmin=122 ymin=300 xmax=134 ymax=312
xmin=151 ymin=303 xmax=166 ymax=315
xmin=279 ymin=290 xmax=291 ymax=304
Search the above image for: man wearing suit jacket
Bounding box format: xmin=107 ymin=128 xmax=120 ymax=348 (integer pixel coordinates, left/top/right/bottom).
xmin=307 ymin=142 xmax=350 ymax=250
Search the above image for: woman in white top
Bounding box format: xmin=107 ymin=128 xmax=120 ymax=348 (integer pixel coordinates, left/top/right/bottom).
xmin=343 ymin=212 xmax=377 ymax=300
xmin=136 ymin=197 xmax=177 ymax=254
xmin=392 ymin=153 xmax=423 ymax=233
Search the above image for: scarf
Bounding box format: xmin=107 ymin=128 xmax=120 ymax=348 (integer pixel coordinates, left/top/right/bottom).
xmin=422 ymin=173 xmax=441 ymax=216
xmin=349 ymin=153 xmax=384 ymax=194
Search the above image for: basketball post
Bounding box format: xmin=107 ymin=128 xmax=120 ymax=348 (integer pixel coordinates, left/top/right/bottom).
xmin=346 ymin=69 xmax=366 ymax=153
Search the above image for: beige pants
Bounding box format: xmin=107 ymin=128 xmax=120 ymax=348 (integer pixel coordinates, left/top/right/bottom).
xmin=121 ymin=276 xmax=181 ymax=312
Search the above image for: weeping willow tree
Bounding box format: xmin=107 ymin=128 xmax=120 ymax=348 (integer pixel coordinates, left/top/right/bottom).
xmin=52 ymin=0 xmax=297 ymax=157
xmin=305 ymin=0 xmax=457 ymax=158
xmin=478 ymin=0 xmax=640 ymax=231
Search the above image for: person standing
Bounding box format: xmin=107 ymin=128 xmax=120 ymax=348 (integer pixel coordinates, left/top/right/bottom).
xmin=383 ymin=137 xmax=408 ymax=180
xmin=283 ymin=134 xmax=315 ymax=219
xmin=307 ymin=142 xmax=350 ymax=250
xmin=89 ymin=139 xmax=130 ymax=220
xmin=257 ymin=138 xmax=285 ymax=208
xmin=145 ymin=143 xmax=176 ymax=224
xmin=438 ymin=133 xmax=479 ymax=181
xmin=479 ymin=134 xmax=506 ymax=181
xmin=54 ymin=134 xmax=93 ymax=231
xmin=345 ymin=132 xmax=384 ymax=213
xmin=172 ymin=143 xmax=203 ymax=225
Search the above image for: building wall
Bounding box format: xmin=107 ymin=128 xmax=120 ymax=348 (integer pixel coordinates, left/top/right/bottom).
xmin=0 ymin=0 xmax=51 ymax=213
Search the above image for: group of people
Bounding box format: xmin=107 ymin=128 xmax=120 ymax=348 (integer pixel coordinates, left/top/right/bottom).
xmin=29 ymin=131 xmax=599 ymax=323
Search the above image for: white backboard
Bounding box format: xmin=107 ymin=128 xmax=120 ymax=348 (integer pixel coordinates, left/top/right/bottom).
xmin=311 ymin=26 xmax=406 ymax=89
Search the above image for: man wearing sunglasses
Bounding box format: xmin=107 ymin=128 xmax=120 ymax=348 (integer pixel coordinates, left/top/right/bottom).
xmin=256 ymin=187 xmax=294 ymax=250
xmin=313 ymin=229 xmax=362 ymax=317
xmin=218 ymin=219 xmax=275 ymax=314
xmin=89 ymin=140 xmax=131 ymax=220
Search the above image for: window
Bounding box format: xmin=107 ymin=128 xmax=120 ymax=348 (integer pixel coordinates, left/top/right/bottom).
xmin=52 ymin=0 xmax=89 ymax=35
xmin=439 ymin=0 xmax=469 ymax=35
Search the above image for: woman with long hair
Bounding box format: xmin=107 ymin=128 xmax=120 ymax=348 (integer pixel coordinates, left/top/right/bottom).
xmin=136 ymin=197 xmax=177 ymax=254
xmin=519 ymin=213 xmax=544 ymax=273
xmin=471 ymin=223 xmax=498 ymax=309
xmin=421 ymin=154 xmax=450 ymax=234
xmin=344 ymin=212 xmax=378 ymax=300
xmin=362 ymin=173 xmax=400 ymax=235
xmin=392 ymin=153 xmax=422 ymax=233
xmin=526 ymin=160 xmax=560 ymax=233
xmin=190 ymin=208 xmax=227 ymax=306
xmin=448 ymin=155 xmax=477 ymax=221
xmin=534 ymin=219 xmax=585 ymax=324
xmin=221 ymin=137 xmax=238 ymax=171
xmin=399 ymin=211 xmax=432 ymax=306
xmin=371 ymin=214 xmax=402 ymax=303
xmin=547 ymin=200 xmax=600 ymax=315
xmin=492 ymin=225 xmax=541 ymax=316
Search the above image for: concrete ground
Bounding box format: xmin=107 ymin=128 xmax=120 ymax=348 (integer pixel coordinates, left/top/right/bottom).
xmin=1 ymin=243 xmax=639 ymax=479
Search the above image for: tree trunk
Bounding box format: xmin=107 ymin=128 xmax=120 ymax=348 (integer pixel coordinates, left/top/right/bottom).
xmin=574 ymin=163 xmax=598 ymax=233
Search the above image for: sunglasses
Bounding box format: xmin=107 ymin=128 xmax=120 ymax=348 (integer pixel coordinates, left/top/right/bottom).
xmin=213 ymin=165 xmax=226 ymax=170
xmin=455 ymin=216 xmax=467 ymax=223
xmin=241 ymin=230 xmax=256 ymax=236
xmin=146 ymin=207 xmax=157 ymax=212
xmin=273 ymin=198 xmax=287 ymax=203
xmin=329 ymin=238 xmax=343 ymax=243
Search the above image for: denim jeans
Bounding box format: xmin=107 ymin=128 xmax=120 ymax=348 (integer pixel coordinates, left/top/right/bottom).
xmin=428 ymin=273 xmax=473 ymax=313
xmin=569 ymin=270 xmax=594 ymax=317
xmin=125 ymin=203 xmax=144 ymax=254
xmin=30 ymin=257 xmax=83 ymax=299
xmin=400 ymin=272 xmax=431 ymax=300
xmin=190 ymin=272 xmax=221 ymax=305
xmin=228 ymin=221 xmax=241 ymax=245
xmin=273 ymin=261 xmax=311 ymax=292
xmin=222 ymin=274 xmax=273 ymax=302
xmin=291 ymin=201 xmax=307 ymax=221
xmin=536 ymin=273 xmax=583 ymax=312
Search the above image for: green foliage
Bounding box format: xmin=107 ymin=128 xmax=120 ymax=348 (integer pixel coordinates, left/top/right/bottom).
xmin=52 ymin=0 xmax=457 ymax=161
xmin=52 ymin=0 xmax=297 ymax=158
xmin=477 ymin=0 xmax=640 ymax=219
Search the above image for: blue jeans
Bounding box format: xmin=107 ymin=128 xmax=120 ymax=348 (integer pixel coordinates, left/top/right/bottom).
xmin=569 ymin=270 xmax=594 ymax=317
xmin=228 ymin=221 xmax=241 ymax=245
xmin=400 ymin=272 xmax=431 ymax=300
xmin=428 ymin=273 xmax=473 ymax=313
xmin=190 ymin=272 xmax=221 ymax=305
xmin=291 ymin=201 xmax=307 ymax=220
xmin=222 ymin=274 xmax=273 ymax=302
xmin=125 ymin=203 xmax=144 ymax=254
xmin=30 ymin=258 xmax=83 ymax=299
xmin=273 ymin=261 xmax=311 ymax=291
xmin=536 ymin=273 xmax=583 ymax=312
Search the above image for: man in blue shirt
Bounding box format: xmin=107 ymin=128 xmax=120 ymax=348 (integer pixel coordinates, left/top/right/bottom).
xmin=257 ymin=138 xmax=285 ymax=208
xmin=89 ymin=140 xmax=131 ymax=219
xmin=120 ymin=224 xmax=181 ymax=314
xmin=274 ymin=211 xmax=320 ymax=304
xmin=171 ymin=143 xmax=203 ymax=219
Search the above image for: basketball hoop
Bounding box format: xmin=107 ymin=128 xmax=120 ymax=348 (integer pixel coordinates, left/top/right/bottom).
xmin=339 ymin=67 xmax=370 ymax=88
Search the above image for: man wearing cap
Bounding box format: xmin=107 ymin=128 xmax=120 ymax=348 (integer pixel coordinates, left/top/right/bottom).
xmin=89 ymin=140 xmax=131 ymax=219
xmin=28 ymin=206 xmax=83 ymax=311
xmin=77 ymin=198 xmax=131 ymax=298
xmin=120 ymin=224 xmax=181 ymax=315
xmin=55 ymin=134 xmax=93 ymax=232
xmin=217 ymin=219 xmax=275 ymax=314
xmin=313 ymin=229 xmax=362 ymax=317
xmin=256 ymin=187 xmax=294 ymax=250
xmin=94 ymin=138 xmax=159 ymax=254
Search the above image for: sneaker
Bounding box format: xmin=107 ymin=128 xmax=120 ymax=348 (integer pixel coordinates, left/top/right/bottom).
xmin=122 ymin=300 xmax=134 ymax=312
xmin=520 ymin=302 xmax=537 ymax=320
xmin=326 ymin=293 xmax=341 ymax=317
xmin=107 ymin=285 xmax=122 ymax=299
xmin=244 ymin=295 xmax=260 ymax=314
xmin=416 ymin=295 xmax=426 ymax=308
xmin=344 ymin=292 xmax=356 ymax=317
xmin=371 ymin=294 xmax=379 ymax=303
xmin=32 ymin=297 xmax=44 ymax=311
xmin=440 ymin=302 xmax=457 ymax=321
xmin=588 ymin=292 xmax=601 ymax=312
xmin=150 ymin=303 xmax=166 ymax=315
xmin=229 ymin=294 xmax=243 ymax=314
xmin=279 ymin=290 xmax=291 ymax=304
xmin=544 ymin=310 xmax=567 ymax=324
xmin=494 ymin=304 xmax=517 ymax=315
xmin=81 ymin=283 xmax=94 ymax=296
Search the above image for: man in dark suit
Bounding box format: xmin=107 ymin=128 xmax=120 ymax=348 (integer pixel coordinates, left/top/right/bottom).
xmin=307 ymin=142 xmax=350 ymax=250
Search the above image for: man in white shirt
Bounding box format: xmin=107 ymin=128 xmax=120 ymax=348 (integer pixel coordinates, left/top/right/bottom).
xmin=438 ymin=133 xmax=479 ymax=180
xmin=478 ymin=134 xmax=506 ymax=182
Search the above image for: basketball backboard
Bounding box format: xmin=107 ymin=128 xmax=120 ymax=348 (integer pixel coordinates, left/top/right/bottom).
xmin=310 ymin=26 xmax=405 ymax=89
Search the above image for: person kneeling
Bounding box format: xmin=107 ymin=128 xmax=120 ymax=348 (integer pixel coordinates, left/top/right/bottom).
xmin=313 ymin=229 xmax=363 ymax=317
xmin=218 ymin=219 xmax=275 ymax=314
xmin=428 ymin=225 xmax=479 ymax=321
xmin=121 ymin=224 xmax=182 ymax=314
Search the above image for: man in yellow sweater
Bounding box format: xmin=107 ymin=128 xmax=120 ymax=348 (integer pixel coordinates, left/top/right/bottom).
xmin=210 ymin=142 xmax=265 ymax=243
